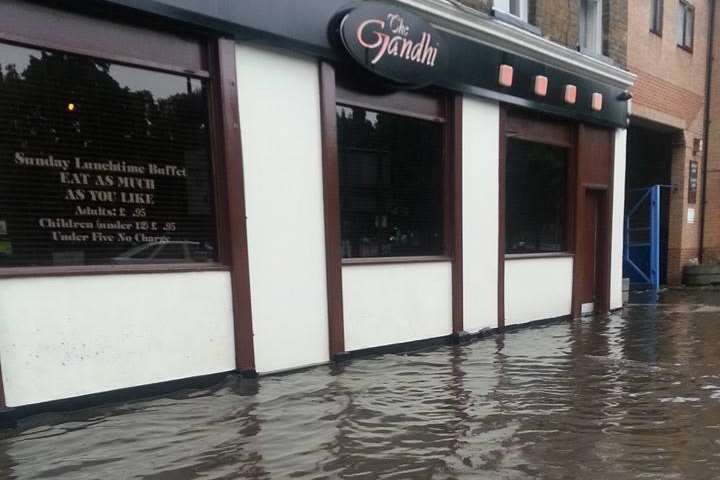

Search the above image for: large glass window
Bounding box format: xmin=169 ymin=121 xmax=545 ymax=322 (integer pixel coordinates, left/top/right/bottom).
xmin=0 ymin=42 xmax=216 ymax=267
xmin=505 ymin=139 xmax=568 ymax=254
xmin=336 ymin=105 xmax=444 ymax=259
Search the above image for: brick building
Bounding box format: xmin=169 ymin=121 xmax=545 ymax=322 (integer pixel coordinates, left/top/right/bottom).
xmin=458 ymin=0 xmax=712 ymax=285
xmin=455 ymin=0 xmax=628 ymax=66
xmin=626 ymin=0 xmax=710 ymax=285
xmin=702 ymin=2 xmax=720 ymax=265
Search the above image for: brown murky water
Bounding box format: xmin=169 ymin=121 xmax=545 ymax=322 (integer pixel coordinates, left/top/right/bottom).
xmin=3 ymin=289 xmax=720 ymax=479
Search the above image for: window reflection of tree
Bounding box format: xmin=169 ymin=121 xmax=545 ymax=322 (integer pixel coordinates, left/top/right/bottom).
xmin=0 ymin=43 xmax=214 ymax=266
xmin=506 ymin=139 xmax=567 ymax=254
xmin=336 ymin=104 xmax=443 ymax=258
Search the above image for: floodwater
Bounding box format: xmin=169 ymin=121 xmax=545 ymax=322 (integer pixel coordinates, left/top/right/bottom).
xmin=3 ymin=290 xmax=720 ymax=479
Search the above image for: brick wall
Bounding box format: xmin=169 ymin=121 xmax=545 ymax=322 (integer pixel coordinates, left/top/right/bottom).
xmin=530 ymin=0 xmax=627 ymax=67
xmin=627 ymin=0 xmax=710 ymax=282
xmin=627 ymin=0 xmax=708 ymax=97
xmin=533 ymin=0 xmax=579 ymax=49
xmin=604 ymin=0 xmax=627 ymax=67
xmin=453 ymin=1 xmax=627 ymax=68
xmin=667 ymin=130 xmax=703 ymax=284
xmin=701 ymin=1 xmax=720 ymax=265
xmin=630 ymin=70 xmax=705 ymax=126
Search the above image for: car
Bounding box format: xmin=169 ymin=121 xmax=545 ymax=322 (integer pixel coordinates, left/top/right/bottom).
xmin=111 ymin=240 xmax=214 ymax=264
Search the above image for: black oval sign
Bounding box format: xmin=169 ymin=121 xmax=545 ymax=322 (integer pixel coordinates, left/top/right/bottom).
xmin=339 ymin=2 xmax=447 ymax=87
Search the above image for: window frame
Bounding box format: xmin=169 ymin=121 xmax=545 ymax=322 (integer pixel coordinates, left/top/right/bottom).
xmin=494 ymin=0 xmax=529 ymax=22
xmin=500 ymin=108 xmax=577 ymax=260
xmin=579 ymin=0 xmax=604 ymax=55
xmin=651 ymin=0 xmax=664 ymax=36
xmin=334 ymin=80 xmax=454 ymax=265
xmin=0 ymin=6 xmax=236 ymax=278
xmin=677 ymin=0 xmax=695 ymax=52
xmin=319 ymin=63 xmax=464 ymax=355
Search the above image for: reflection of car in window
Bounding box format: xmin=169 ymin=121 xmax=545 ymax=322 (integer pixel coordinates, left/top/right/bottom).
xmin=112 ymin=241 xmax=214 ymax=264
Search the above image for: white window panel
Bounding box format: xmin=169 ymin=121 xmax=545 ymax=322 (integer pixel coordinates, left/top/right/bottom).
xmin=677 ymin=1 xmax=694 ymax=50
xmin=650 ymin=0 xmax=663 ymax=34
xmin=580 ymin=0 xmax=603 ymax=54
xmin=494 ymin=0 xmax=528 ymax=22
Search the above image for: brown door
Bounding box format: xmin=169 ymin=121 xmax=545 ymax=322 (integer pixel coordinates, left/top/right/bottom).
xmin=578 ymin=188 xmax=608 ymax=314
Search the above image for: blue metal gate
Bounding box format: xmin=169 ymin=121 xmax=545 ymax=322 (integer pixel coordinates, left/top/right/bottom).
xmin=623 ymin=185 xmax=666 ymax=290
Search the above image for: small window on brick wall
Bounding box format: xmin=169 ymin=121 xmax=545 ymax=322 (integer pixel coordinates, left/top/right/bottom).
xmin=677 ymin=0 xmax=694 ymax=51
xmin=494 ymin=0 xmax=529 ymax=22
xmin=580 ymin=0 xmax=603 ymax=55
xmin=651 ymin=0 xmax=664 ymax=35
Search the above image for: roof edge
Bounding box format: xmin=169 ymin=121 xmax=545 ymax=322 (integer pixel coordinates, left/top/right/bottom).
xmin=397 ymin=0 xmax=636 ymax=90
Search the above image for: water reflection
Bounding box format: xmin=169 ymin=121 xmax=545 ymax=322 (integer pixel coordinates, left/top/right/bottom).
xmin=3 ymin=289 xmax=720 ymax=478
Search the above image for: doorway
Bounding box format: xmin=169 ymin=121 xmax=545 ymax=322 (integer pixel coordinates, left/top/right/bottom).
xmin=625 ymin=124 xmax=673 ymax=285
xmin=579 ymin=188 xmax=609 ymax=314
xmin=571 ymin=124 xmax=615 ymax=318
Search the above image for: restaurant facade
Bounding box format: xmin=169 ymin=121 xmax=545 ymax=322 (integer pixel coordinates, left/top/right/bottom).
xmin=0 ymin=0 xmax=634 ymax=412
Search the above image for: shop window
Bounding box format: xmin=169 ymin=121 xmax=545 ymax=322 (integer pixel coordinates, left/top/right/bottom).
xmin=651 ymin=0 xmax=664 ymax=35
xmin=494 ymin=0 xmax=529 ymax=22
xmin=580 ymin=0 xmax=603 ymax=55
xmin=0 ymin=42 xmax=216 ymax=267
xmin=505 ymin=139 xmax=568 ymax=254
xmin=677 ymin=1 xmax=694 ymax=51
xmin=336 ymin=105 xmax=444 ymax=259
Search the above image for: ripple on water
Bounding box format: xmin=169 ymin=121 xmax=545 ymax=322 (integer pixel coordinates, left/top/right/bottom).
xmin=4 ymin=290 xmax=720 ymax=478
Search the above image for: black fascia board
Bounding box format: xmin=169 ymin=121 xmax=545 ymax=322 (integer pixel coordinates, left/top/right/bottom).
xmin=43 ymin=0 xmax=629 ymax=128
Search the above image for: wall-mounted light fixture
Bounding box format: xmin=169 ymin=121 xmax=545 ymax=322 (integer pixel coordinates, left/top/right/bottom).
xmin=498 ymin=64 xmax=513 ymax=87
xmin=694 ymin=137 xmax=704 ymax=155
xmin=533 ymin=75 xmax=548 ymax=96
xmin=564 ymin=85 xmax=577 ymax=104
xmin=617 ymin=90 xmax=633 ymax=101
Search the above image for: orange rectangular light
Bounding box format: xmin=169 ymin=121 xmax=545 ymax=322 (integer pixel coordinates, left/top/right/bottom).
xmin=534 ymin=75 xmax=548 ymax=96
xmin=564 ymin=85 xmax=577 ymax=104
xmin=498 ymin=64 xmax=514 ymax=87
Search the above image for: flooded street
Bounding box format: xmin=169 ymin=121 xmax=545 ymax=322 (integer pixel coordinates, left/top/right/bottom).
xmin=3 ymin=289 xmax=720 ymax=479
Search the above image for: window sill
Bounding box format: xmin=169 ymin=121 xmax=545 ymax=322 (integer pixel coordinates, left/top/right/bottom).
xmin=0 ymin=262 xmax=230 ymax=279
xmin=650 ymin=29 xmax=663 ymax=37
xmin=677 ymin=44 xmax=694 ymax=54
xmin=491 ymin=9 xmax=541 ymax=36
xmin=578 ymin=47 xmax=616 ymax=66
xmin=505 ymin=252 xmax=574 ymax=260
xmin=342 ymin=255 xmax=451 ymax=266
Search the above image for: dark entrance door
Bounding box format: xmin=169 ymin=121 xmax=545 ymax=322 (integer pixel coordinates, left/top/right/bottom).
xmin=579 ymin=188 xmax=608 ymax=314
xmin=626 ymin=125 xmax=673 ymax=285
xmin=571 ymin=124 xmax=614 ymax=318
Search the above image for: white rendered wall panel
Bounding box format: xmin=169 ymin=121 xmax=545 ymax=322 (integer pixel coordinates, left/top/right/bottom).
xmin=504 ymin=257 xmax=574 ymax=325
xmin=0 ymin=272 xmax=235 ymax=407
xmin=236 ymin=44 xmax=330 ymax=373
xmin=461 ymin=96 xmax=500 ymax=333
xmin=610 ymin=128 xmax=627 ymax=310
xmin=342 ymin=262 xmax=453 ymax=351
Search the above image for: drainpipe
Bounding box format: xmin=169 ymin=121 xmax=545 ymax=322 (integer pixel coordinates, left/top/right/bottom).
xmin=700 ymin=0 xmax=716 ymax=264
